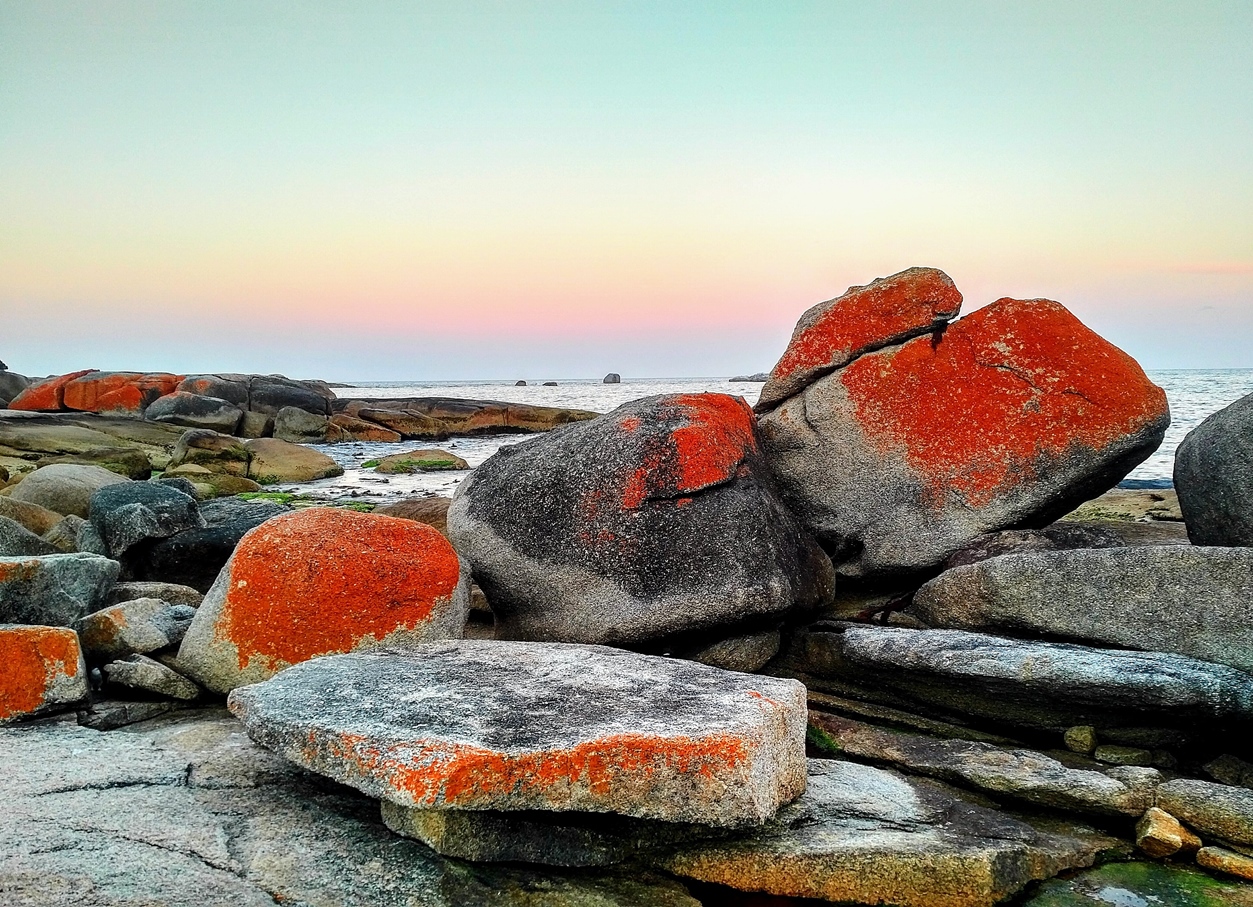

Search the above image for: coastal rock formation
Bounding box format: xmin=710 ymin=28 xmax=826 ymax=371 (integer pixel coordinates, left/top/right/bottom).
xmin=8 ymin=463 xmax=131 ymax=517
xmin=755 ymin=269 xmax=1170 ymax=579
xmin=88 ymin=481 xmax=204 ymax=558
xmin=0 ymin=369 xmax=31 ymax=406
xmin=326 ymin=412 xmax=402 ymax=442
xmin=337 ymin=396 xmax=598 ymax=436
xmin=0 ymin=553 xmax=120 ymax=626
xmin=178 ymin=508 xmax=468 ymax=693
xmin=448 ymin=393 xmax=834 ymax=647
xmin=790 ymin=625 xmax=1253 ymax=732
xmin=1175 ymin=390 xmax=1253 ymax=546
xmin=659 ymin=758 xmax=1110 ymax=907
xmin=6 ymin=369 xmax=97 ymax=411
xmin=0 ymin=625 xmax=88 ymax=722
xmin=62 ymin=371 xmax=182 ymax=414
xmin=912 ymin=547 xmax=1253 ymax=672
xmin=247 ymin=375 xmax=333 ymax=416
xmin=228 ymin=641 xmax=808 ymax=826
xmin=372 ymin=449 xmax=468 ymax=473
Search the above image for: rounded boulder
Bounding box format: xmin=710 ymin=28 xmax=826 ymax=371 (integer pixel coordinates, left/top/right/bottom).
xmin=447 ymin=392 xmax=834 ymax=646
xmin=1175 ymin=390 xmax=1253 ymax=546
xmin=176 ymin=508 xmax=469 ymax=693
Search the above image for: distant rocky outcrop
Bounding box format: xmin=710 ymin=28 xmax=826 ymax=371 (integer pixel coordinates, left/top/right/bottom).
xmin=603 ymin=373 xmax=621 ymax=384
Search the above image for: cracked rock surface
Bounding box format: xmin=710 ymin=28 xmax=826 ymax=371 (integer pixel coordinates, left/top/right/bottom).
xmin=755 ymin=280 xmax=1169 ymax=580
xmin=447 ymin=392 xmax=834 ymax=647
xmin=0 ymin=710 xmax=701 ymax=907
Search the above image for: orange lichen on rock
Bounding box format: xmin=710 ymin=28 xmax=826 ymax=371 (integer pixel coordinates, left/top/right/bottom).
xmin=322 ymin=730 xmax=750 ymax=810
xmin=840 ymin=298 xmax=1170 ymax=506
xmin=217 ymin=509 xmax=462 ymax=671
xmin=0 ymin=626 xmax=81 ymax=721
xmin=76 ymin=606 xmax=127 ymax=654
xmin=62 ymin=372 xmax=183 ymax=413
xmin=760 ymin=267 xmax=962 ymax=408
xmin=621 ymin=394 xmax=757 ymax=510
xmin=6 ymin=369 xmax=98 ymax=411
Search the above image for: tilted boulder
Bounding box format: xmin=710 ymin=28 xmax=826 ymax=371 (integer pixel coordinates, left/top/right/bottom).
xmin=0 ymin=625 xmax=89 ymax=722
xmin=0 ymin=553 xmax=120 ymax=626
xmin=228 ymin=641 xmax=808 ymax=827
xmin=88 ymin=482 xmax=204 ymax=559
xmin=178 ymin=508 xmax=468 ymax=693
xmin=143 ymin=392 xmax=244 ymax=434
xmin=448 ymin=393 xmax=834 ymax=647
xmin=1175 ymin=390 xmax=1253 ymax=546
xmin=755 ymin=270 xmax=1170 ymax=579
xmin=912 ymin=547 xmax=1253 ymax=673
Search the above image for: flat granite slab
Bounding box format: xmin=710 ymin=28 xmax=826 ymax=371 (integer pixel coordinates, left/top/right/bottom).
xmin=228 ymin=640 xmax=808 ymax=827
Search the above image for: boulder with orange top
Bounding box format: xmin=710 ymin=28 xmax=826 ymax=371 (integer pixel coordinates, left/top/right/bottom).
xmin=227 ymin=640 xmax=808 ymax=828
xmin=755 ymin=267 xmax=1170 ymax=580
xmin=176 ymin=507 xmax=469 ymax=693
xmin=0 ymin=625 xmax=89 ymax=723
xmin=446 ymin=393 xmax=834 ymax=648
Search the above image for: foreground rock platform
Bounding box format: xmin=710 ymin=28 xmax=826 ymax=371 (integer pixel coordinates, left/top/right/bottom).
xmin=0 ymin=711 xmax=699 ymax=907
xmin=228 ymin=641 xmax=808 ymax=827
xmin=659 ymin=758 xmax=1112 ymax=907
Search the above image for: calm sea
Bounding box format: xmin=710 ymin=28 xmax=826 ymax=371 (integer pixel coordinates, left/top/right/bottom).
xmin=280 ymin=370 xmax=1253 ymax=504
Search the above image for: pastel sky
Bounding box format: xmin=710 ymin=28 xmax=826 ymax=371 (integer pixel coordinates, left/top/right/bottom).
xmin=2 ymin=2 xmax=1250 ymax=380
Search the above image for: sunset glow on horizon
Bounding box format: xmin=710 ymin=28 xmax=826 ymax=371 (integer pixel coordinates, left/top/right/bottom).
xmin=3 ymin=2 xmax=1250 ymax=379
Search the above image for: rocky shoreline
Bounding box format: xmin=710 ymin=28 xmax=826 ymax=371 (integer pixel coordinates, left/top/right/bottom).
xmin=4 ymin=267 xmax=1253 ymax=906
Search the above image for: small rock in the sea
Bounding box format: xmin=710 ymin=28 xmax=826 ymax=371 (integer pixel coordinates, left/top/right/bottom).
xmin=602 ymin=373 xmax=620 ymax=384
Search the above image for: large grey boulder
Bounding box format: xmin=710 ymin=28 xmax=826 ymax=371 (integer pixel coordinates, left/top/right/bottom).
xmin=88 ymin=481 xmax=204 ymax=558
xmin=0 ymin=553 xmax=120 ymax=625
xmin=792 ymin=625 xmax=1253 ymax=733
xmin=144 ymin=392 xmax=244 ymax=434
xmin=912 ymin=547 xmax=1253 ymax=673
xmin=228 ymin=641 xmax=808 ymax=827
xmin=0 ymin=515 xmax=57 ymax=557
xmin=0 ymin=712 xmax=700 ymax=907
xmin=248 ymin=375 xmax=333 ymax=416
xmin=754 ymin=269 xmax=1169 ymax=580
xmin=659 ymin=758 xmax=1112 ymax=907
xmin=448 ymin=393 xmax=834 ymax=647
xmin=7 ymin=463 xmax=130 ymax=517
xmin=1175 ymin=391 xmax=1253 ymax=546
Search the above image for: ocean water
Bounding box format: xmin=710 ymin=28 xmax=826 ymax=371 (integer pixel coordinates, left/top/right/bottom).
xmin=275 ymin=370 xmax=1253 ymax=504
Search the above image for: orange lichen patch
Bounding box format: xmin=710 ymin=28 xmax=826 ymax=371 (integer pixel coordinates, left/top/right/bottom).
xmin=0 ymin=626 xmax=81 ymax=721
xmin=621 ymin=394 xmax=757 ymax=510
xmin=840 ymin=298 xmax=1170 ymax=507
xmin=62 ymin=372 xmax=183 ymax=413
xmin=321 ymin=730 xmax=750 ymax=809
xmin=765 ymin=268 xmax=962 ymax=398
xmin=0 ymin=560 xmax=41 ymax=584
xmin=6 ymin=369 xmax=98 ymax=411
xmin=217 ymin=509 xmax=461 ymax=671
